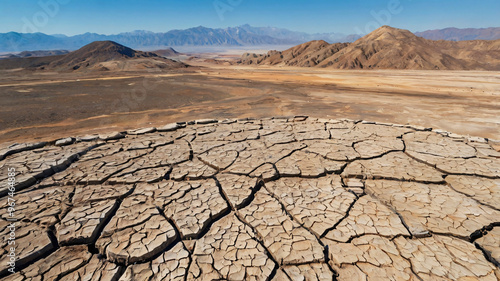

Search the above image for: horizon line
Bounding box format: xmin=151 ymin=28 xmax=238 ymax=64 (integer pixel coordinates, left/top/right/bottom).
xmin=2 ymin=24 xmax=500 ymax=37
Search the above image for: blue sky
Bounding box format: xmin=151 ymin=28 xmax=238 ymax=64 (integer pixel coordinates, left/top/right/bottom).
xmin=0 ymin=0 xmax=499 ymax=35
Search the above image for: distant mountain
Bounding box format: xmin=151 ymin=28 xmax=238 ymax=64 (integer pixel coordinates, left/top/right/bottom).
xmin=0 ymin=32 xmax=66 ymax=52
xmin=3 ymin=25 xmax=497 ymax=54
xmin=235 ymin=24 xmax=361 ymax=43
xmin=416 ymin=27 xmax=500 ymax=41
xmin=0 ymin=41 xmax=187 ymax=71
xmin=0 ymin=25 xmax=361 ymax=53
xmin=240 ymin=26 xmax=500 ymax=70
xmin=0 ymin=50 xmax=69 ymax=59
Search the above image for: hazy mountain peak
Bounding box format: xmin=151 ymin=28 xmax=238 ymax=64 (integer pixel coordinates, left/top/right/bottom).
xmin=120 ymin=30 xmax=155 ymax=35
xmin=416 ymin=27 xmax=500 ymax=41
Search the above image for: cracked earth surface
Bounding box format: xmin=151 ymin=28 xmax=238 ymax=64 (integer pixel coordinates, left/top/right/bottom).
xmin=0 ymin=117 xmax=499 ymax=280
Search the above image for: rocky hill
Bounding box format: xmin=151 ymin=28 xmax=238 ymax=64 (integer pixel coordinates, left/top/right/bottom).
xmin=152 ymin=47 xmax=180 ymax=58
xmin=239 ymin=26 xmax=500 ymax=70
xmin=240 ymin=40 xmax=349 ymax=67
xmin=0 ymin=41 xmax=187 ymax=71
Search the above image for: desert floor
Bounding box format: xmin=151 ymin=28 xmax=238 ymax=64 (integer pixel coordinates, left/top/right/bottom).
xmin=2 ymin=117 xmax=499 ymax=280
xmin=0 ymin=63 xmax=499 ymax=143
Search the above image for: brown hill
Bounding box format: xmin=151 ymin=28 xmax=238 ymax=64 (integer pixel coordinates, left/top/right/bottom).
xmin=0 ymin=41 xmax=187 ymax=71
xmin=239 ymin=40 xmax=349 ymax=67
xmin=316 ymin=26 xmax=466 ymax=69
xmin=152 ymin=47 xmax=181 ymax=58
xmin=239 ymin=26 xmax=500 ymax=70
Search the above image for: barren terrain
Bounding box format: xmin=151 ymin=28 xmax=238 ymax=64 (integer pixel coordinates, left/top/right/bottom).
xmin=239 ymin=26 xmax=500 ymax=70
xmin=0 ymin=63 xmax=499 ymax=144
xmin=1 ymin=39 xmax=500 ymax=281
xmin=0 ymin=117 xmax=499 ymax=280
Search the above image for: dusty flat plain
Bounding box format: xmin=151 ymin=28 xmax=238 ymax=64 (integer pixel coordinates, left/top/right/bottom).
xmin=0 ymin=63 xmax=499 ymax=143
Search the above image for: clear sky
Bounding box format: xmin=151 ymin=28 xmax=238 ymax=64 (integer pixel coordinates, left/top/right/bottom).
xmin=0 ymin=0 xmax=499 ymax=35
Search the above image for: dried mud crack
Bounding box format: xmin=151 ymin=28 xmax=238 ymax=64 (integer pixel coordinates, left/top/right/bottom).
xmin=1 ymin=117 xmax=499 ymax=280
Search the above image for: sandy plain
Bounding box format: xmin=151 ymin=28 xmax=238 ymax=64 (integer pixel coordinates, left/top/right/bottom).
xmin=0 ymin=61 xmax=499 ymax=144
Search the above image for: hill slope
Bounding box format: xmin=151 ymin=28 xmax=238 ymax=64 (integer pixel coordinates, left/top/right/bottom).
xmin=316 ymin=26 xmax=463 ymax=69
xmin=0 ymin=41 xmax=187 ymax=71
xmin=239 ymin=40 xmax=349 ymax=67
xmin=239 ymin=26 xmax=500 ymax=70
xmin=152 ymin=47 xmax=180 ymax=58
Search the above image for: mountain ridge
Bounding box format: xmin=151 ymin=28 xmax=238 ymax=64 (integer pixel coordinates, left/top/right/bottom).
xmin=0 ymin=25 xmax=362 ymax=53
xmin=2 ymin=26 xmax=499 ymax=53
xmin=239 ymin=26 xmax=500 ymax=70
xmin=416 ymin=27 xmax=500 ymax=41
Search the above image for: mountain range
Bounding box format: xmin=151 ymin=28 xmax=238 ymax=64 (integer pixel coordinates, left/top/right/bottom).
xmin=239 ymin=26 xmax=500 ymax=70
xmin=1 ymin=26 xmax=499 ymax=72
xmin=1 ymin=25 xmax=499 ymax=53
xmin=0 ymin=25 xmax=348 ymax=53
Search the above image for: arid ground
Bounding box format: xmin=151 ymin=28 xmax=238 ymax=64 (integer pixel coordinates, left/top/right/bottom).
xmin=1 ymin=117 xmax=500 ymax=280
xmin=0 ymin=62 xmax=499 ymax=144
xmin=1 ymin=47 xmax=500 ymax=281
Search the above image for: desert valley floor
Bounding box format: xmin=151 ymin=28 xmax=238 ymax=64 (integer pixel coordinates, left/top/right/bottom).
xmin=0 ymin=64 xmax=499 ymax=144
xmin=1 ymin=61 xmax=500 ymax=281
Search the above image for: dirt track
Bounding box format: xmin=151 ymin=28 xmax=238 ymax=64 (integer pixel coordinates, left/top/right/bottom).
xmin=0 ymin=64 xmax=499 ymax=143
